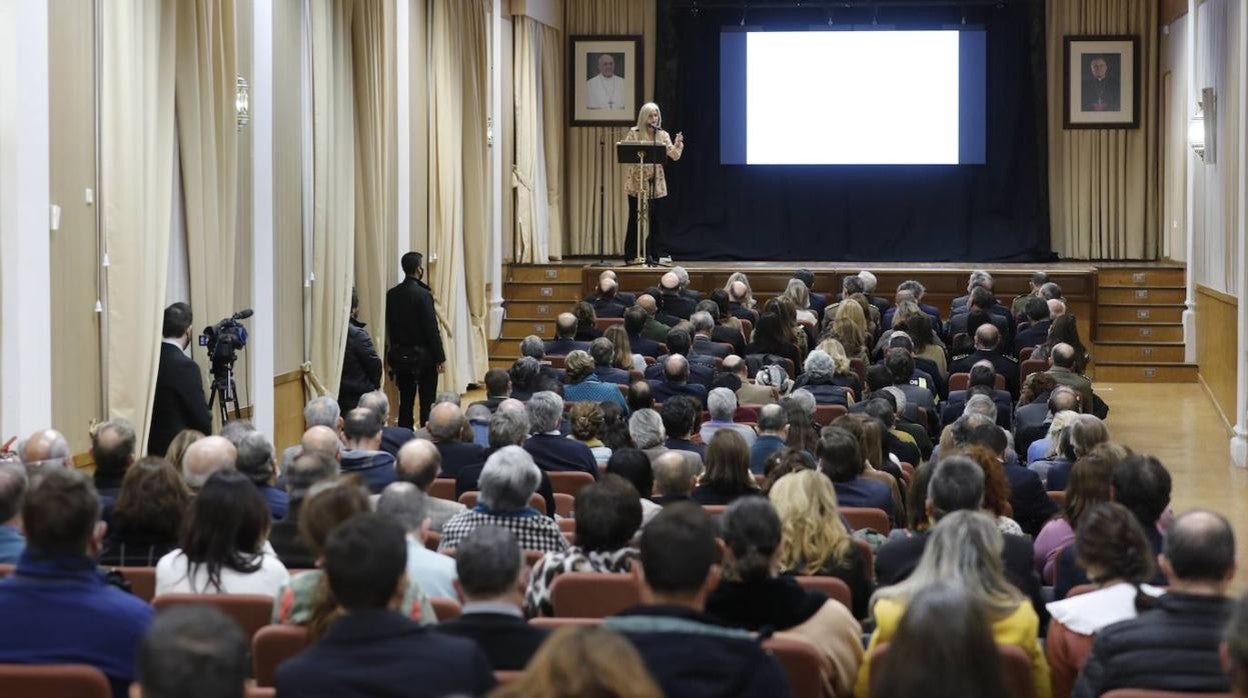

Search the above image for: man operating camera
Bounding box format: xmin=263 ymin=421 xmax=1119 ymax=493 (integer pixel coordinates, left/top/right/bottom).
xmin=148 ymin=302 xmax=212 ymax=456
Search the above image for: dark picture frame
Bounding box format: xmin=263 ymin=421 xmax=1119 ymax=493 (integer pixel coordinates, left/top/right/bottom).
xmin=568 ymin=34 xmax=643 ymax=127
xmin=1063 ymin=35 xmax=1140 ymax=129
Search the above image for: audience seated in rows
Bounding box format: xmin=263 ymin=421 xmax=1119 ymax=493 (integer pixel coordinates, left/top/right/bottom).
xmin=661 ymin=396 xmax=705 ymax=458
xmin=750 ymin=404 xmax=788 ymax=473
xmin=524 ymin=391 xmax=600 ymax=478
xmin=1032 ymin=413 xmax=1109 ymax=491
xmin=651 ymin=450 xmax=699 ymax=507
xmin=544 ymin=312 xmax=591 ymax=357
xmin=630 ymin=407 xmax=703 ymax=474
xmin=275 ymin=514 xmax=495 ymax=697
xmin=359 ymin=390 xmax=417 ymax=458
xmin=133 ymin=605 xmax=248 ymax=698
xmin=270 ymin=449 xmax=338 ymax=568
xmin=99 ymin=456 xmax=191 ymax=567
xmin=394 ymin=438 xmax=466 ymax=531
xmin=339 ymin=408 xmax=397 ymax=493
xmin=236 ymin=431 xmax=288 ymax=520
xmin=0 ymin=462 xmax=27 ymax=565
xmin=1032 ymin=443 xmax=1125 ymax=583
xmin=562 ymin=350 xmax=629 ymax=411
xmin=275 ymin=478 xmax=434 ymax=627
xmin=701 ymin=387 xmax=758 ymax=446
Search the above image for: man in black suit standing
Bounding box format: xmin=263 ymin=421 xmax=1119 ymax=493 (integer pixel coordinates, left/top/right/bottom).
xmin=435 ymin=526 xmax=549 ymax=670
xmin=149 ymin=303 xmax=212 ymax=456
xmin=386 ymin=252 xmax=446 ymax=429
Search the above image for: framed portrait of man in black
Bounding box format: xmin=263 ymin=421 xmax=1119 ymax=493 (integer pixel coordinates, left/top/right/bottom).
xmin=1063 ymin=35 xmax=1139 ymax=129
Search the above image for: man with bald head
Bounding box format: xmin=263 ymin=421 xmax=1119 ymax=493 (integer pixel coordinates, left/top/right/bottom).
xmin=544 ymin=313 xmax=590 ymax=357
xmin=1074 ymin=510 xmax=1237 ymax=697
xmin=950 ymin=322 xmax=1020 ymax=398
xmin=1047 ymin=298 xmax=1066 ymax=318
xmin=586 ymin=277 xmax=627 ymax=318
xmin=722 ymin=354 xmax=778 ymax=405
xmin=651 ymin=451 xmax=698 ymax=506
xmin=725 ymin=281 xmax=757 ymax=323
xmin=426 ymin=402 xmax=487 ymax=479
xmin=395 ymin=439 xmax=465 ymax=532
xmin=181 ymin=436 xmax=237 ymax=491
xmin=301 ymin=425 xmax=342 ymax=463
xmin=658 ymin=272 xmax=697 ymax=321
xmin=1045 ymin=342 xmax=1094 ymax=412
xmin=584 ymin=270 xmax=636 ymax=307
xmin=17 ymin=430 xmax=72 ymax=470
xmin=647 ymin=354 xmax=708 ymax=406
xmin=1014 ymin=385 xmax=1080 ymax=457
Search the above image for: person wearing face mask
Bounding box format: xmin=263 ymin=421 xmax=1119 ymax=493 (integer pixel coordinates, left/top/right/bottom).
xmin=387 ymin=251 xmax=447 ymax=430
xmin=148 ymin=302 xmax=213 ymax=456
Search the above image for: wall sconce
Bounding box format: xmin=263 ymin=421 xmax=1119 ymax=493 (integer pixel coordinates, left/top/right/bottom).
xmin=1190 ymin=86 xmax=1216 ymax=163
xmin=236 ymin=76 xmax=250 ymax=130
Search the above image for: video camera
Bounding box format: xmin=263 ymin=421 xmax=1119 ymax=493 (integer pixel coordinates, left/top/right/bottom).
xmin=199 ymin=308 xmax=253 ymax=373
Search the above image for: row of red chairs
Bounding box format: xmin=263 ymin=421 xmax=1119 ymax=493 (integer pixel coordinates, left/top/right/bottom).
xmin=429 ymin=471 xmax=595 ymax=503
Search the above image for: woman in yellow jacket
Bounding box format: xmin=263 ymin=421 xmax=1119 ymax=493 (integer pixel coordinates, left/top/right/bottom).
xmin=854 ymin=510 xmax=1051 ymax=698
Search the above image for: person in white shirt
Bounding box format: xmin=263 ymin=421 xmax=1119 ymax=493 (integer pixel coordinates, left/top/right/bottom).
xmin=155 ymin=470 xmax=290 ymax=597
xmin=585 ymin=53 xmax=626 ymax=110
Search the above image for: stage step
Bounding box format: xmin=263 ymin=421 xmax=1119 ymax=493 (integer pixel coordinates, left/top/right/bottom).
xmin=1096 ymin=321 xmax=1184 ymax=343
xmin=1097 ymin=303 xmax=1185 ymax=324
xmin=1098 ymin=267 xmax=1186 ymax=287
xmin=1098 ymin=285 xmax=1186 ymax=304
xmin=507 ymin=265 xmax=584 ymax=284
xmin=503 ymin=281 xmax=583 ymax=302
xmin=1095 ymin=341 xmax=1187 ymax=364
xmin=1094 ymin=361 xmax=1198 ymax=383
xmin=500 ymin=318 xmax=558 ymax=341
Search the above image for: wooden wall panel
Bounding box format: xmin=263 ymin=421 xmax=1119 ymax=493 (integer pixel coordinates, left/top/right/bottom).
xmin=1196 ymin=284 xmax=1238 ymax=426
xmin=273 ymin=369 xmax=306 ymax=450
xmin=49 ymin=0 xmax=103 ymax=452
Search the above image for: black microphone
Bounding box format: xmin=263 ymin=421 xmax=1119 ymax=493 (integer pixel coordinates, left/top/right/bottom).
xmin=232 ymin=309 xmax=254 ymax=320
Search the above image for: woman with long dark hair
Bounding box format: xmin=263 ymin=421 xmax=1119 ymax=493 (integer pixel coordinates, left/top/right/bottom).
xmin=155 ymin=470 xmax=289 ymax=596
xmin=691 ymin=430 xmax=760 ymax=506
xmin=1032 ymin=314 xmax=1091 ymax=373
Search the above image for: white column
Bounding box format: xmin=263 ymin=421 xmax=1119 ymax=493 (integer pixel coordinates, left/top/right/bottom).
xmin=250 ymin=0 xmax=276 ymax=438
xmin=0 ymin=0 xmax=52 ymax=439
xmin=1232 ymin=0 xmax=1248 ymax=468
xmin=395 ymin=0 xmax=411 ymax=277
xmin=487 ymin=0 xmax=506 ymax=338
xmin=1182 ymin=0 xmax=1198 ymax=362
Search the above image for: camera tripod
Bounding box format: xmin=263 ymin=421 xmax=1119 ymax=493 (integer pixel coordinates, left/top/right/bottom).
xmin=208 ymin=363 xmax=243 ymax=426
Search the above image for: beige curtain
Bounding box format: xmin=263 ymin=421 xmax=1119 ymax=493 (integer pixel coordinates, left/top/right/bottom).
xmin=427 ymin=0 xmax=490 ymax=392
xmin=102 ymin=0 xmax=178 ymax=451
xmin=1047 ymin=0 xmax=1160 ymax=259
xmin=351 ymin=0 xmax=396 ymax=351
xmin=565 ymin=0 xmax=654 ymax=255
xmin=176 ymin=0 xmax=239 ymax=427
xmin=307 ymin=0 xmax=356 ymax=399
xmin=513 ymin=16 xmax=564 ymax=262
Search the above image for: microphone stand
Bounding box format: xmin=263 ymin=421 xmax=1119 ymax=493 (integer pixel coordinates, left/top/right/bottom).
xmin=597 ymin=136 xmax=607 ymax=265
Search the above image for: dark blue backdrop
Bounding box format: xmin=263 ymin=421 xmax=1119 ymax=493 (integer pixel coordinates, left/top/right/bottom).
xmin=651 ymin=0 xmax=1052 ymax=262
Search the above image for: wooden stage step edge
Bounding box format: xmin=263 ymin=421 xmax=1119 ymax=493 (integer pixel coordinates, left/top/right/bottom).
xmin=1097 ymin=304 xmax=1185 ymax=323
xmin=1095 ymin=341 xmax=1187 ymax=363
xmin=1097 ymin=286 xmax=1186 ymax=304
xmin=1096 ymin=322 xmax=1184 ymax=343
xmin=1094 ymin=362 xmax=1198 ymax=383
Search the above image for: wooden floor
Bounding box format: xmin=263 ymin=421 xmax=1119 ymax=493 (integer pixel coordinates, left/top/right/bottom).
xmin=1097 ymin=382 xmax=1248 ymax=587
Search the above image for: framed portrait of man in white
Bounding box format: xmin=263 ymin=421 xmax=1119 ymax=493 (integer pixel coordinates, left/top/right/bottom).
xmin=569 ymin=35 xmax=643 ymax=126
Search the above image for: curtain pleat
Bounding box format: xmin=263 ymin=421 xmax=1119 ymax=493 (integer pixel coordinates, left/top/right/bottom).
xmin=427 ymin=0 xmax=490 ymax=392
xmin=513 ymin=17 xmax=565 ymax=262
xmin=351 ymin=0 xmax=395 ymax=352
xmin=307 ymin=0 xmax=356 ymax=399
xmin=176 ymin=0 xmax=239 ymax=429
xmin=1047 ymin=0 xmax=1160 ymax=259
xmin=102 ymin=0 xmax=178 ymax=451
xmin=565 ymin=0 xmax=654 ymax=256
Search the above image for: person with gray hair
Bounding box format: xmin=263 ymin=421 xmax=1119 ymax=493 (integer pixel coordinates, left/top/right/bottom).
xmin=359 ymin=389 xmax=419 ymax=458
xmin=464 ymin=403 xmax=492 ymax=448
xmin=873 ymin=456 xmax=1045 ymax=621
xmin=438 ymin=446 xmax=568 ymax=554
xmin=219 ymin=419 xmax=257 ymax=448
xmin=688 ymin=311 xmax=730 ymax=359
xmin=426 ymin=402 xmax=487 ymax=481
xmin=90 ymin=418 xmax=136 ymax=502
xmin=270 ymin=452 xmax=340 ymax=569
xmin=788 ymin=388 xmax=817 ymax=417
xmin=377 ymin=482 xmax=459 ymax=599
xmin=523 ymin=391 xmax=599 ymax=479
xmin=652 ymin=451 xmax=698 ymax=506
xmin=749 ymin=404 xmax=789 ymax=474
xmin=0 ymin=463 xmax=27 ymax=562
xmin=17 ymin=429 xmax=72 ymax=470
xmin=435 ymin=526 xmax=550 ymax=669
xmin=395 ymin=439 xmax=465 ymax=532
xmin=963 ymin=393 xmax=999 ymax=424
xmin=630 ymin=408 xmax=702 ymax=477
xmin=280 ymin=396 xmax=344 ymax=472
xmin=235 ymin=432 xmax=287 ymax=520
xmin=792 ymin=349 xmax=853 ymax=408
xmin=454 ymin=408 xmax=557 ymax=518
xmin=589 ymin=337 xmax=631 ymax=385
xmin=699 ymin=388 xmax=757 ymax=447
xmin=508 ymin=356 xmax=543 ymax=402
xmin=339 ymin=407 xmax=398 ymax=493
xmin=181 ymin=436 xmax=237 ymax=491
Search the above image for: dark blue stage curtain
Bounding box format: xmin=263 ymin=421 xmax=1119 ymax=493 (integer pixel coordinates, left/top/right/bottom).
xmin=652 ymin=0 xmax=1052 ymax=262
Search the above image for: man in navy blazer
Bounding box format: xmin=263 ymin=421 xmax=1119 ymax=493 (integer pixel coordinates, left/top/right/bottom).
xmin=523 ymin=392 xmax=599 ymax=477
xmin=427 ymin=403 xmax=487 ymax=479
xmin=584 ymin=269 xmax=636 ymax=306
xmin=276 ymin=514 xmax=495 ymax=697
xmin=590 ymin=338 xmax=632 ymax=384
xmin=658 ymin=272 xmax=698 ymax=320
xmin=624 ymin=306 xmax=664 ymax=357
xmin=1014 ymin=297 xmax=1053 ymax=354
xmin=963 ymin=420 xmax=1056 ymax=537
xmin=648 ymin=355 xmax=709 ymax=407
xmin=149 ymin=303 xmax=213 ymax=456
xmin=435 ymin=526 xmax=549 ymax=670
xmin=543 ymin=313 xmax=591 ymax=357
xmin=689 ymin=312 xmax=732 ymax=360
xmin=644 ymin=329 xmax=714 ymax=388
